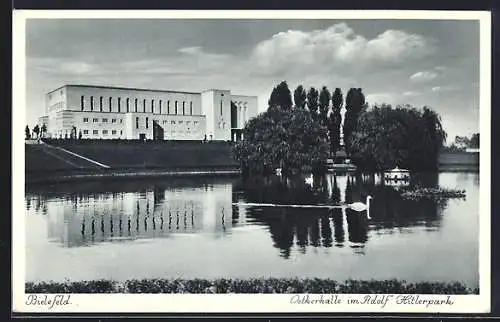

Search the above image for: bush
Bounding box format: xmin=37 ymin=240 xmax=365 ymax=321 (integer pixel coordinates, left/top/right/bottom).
xmin=26 ymin=278 xmax=477 ymax=294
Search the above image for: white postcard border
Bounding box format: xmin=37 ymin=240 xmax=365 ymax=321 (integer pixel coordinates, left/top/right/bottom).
xmin=12 ymin=9 xmax=492 ymax=314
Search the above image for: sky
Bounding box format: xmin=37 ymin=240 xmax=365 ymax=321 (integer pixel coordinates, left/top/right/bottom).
xmin=25 ymin=18 xmax=480 ymax=143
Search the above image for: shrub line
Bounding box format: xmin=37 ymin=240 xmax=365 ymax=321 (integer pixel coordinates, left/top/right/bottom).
xmin=25 ymin=278 xmax=478 ymax=294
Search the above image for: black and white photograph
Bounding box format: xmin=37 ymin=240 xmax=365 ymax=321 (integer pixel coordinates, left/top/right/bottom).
xmin=12 ymin=10 xmax=491 ymax=313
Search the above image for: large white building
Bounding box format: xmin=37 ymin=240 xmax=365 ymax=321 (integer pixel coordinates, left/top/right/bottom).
xmin=38 ymin=84 xmax=258 ymax=141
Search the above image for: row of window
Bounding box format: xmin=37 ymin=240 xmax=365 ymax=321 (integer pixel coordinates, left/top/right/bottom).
xmin=83 ymin=117 xmax=123 ymax=124
xmin=134 ymin=117 xmax=202 ymax=130
xmin=159 ymin=120 xmax=200 ymax=126
xmin=80 ymin=96 xmax=194 ymax=115
xmin=82 ymin=129 xmax=123 ymax=135
xmin=83 ymin=116 xmax=202 ymax=129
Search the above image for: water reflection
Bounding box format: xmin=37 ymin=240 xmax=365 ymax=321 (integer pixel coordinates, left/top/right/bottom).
xmin=231 ymin=173 xmax=443 ymax=257
xmin=25 ymin=173 xmax=479 ymax=286
xmin=27 ymin=180 xmax=232 ymax=247
xmin=26 ymin=173 xmax=445 ymax=254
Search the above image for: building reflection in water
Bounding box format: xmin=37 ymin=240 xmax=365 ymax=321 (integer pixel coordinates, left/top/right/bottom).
xmin=28 ymin=182 xmax=232 ymax=248
xmin=26 ymin=172 xmax=444 ymax=256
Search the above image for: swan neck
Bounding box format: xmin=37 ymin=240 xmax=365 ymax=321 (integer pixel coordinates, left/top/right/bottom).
xmin=367 ymin=197 xmax=371 ymax=218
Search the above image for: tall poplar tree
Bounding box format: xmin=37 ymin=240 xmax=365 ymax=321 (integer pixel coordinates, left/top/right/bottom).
xmin=268 ymin=81 xmax=293 ymax=110
xmin=306 ymin=87 xmax=319 ymax=120
xmin=293 ymin=85 xmax=307 ymax=109
xmin=318 ymin=86 xmax=331 ymax=127
xmin=343 ymin=88 xmax=365 ymax=152
xmin=328 ymin=88 xmax=343 ymax=156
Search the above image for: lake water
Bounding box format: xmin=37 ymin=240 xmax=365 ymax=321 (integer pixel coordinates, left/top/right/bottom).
xmin=25 ymin=172 xmax=479 ymax=288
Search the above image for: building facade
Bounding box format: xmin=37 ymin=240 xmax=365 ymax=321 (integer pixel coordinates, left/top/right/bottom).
xmin=38 ymin=85 xmax=258 ymax=141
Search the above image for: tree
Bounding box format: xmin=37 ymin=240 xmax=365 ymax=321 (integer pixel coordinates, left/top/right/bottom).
xmin=306 ymin=87 xmax=319 ymax=119
xmin=293 ymin=85 xmax=307 ymax=109
xmin=454 ymin=135 xmax=470 ymax=149
xmin=32 ymin=124 xmax=40 ymax=139
xmin=25 ymin=125 xmax=31 ymax=140
xmin=232 ymin=106 xmax=330 ymax=176
xmin=343 ymin=88 xmax=366 ymax=153
xmin=318 ymin=86 xmax=331 ymax=127
xmin=469 ymin=133 xmax=479 ymax=148
xmin=349 ymin=104 xmax=447 ymax=171
xmin=78 ymin=130 xmax=83 ymax=140
xmin=40 ymin=124 xmax=47 ymax=138
xmin=328 ymin=88 xmax=343 ymax=156
xmin=268 ymin=81 xmax=293 ymax=110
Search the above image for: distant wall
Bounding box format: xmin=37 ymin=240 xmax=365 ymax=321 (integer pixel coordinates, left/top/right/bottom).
xmin=438 ymin=151 xmax=479 ymax=165
xmin=438 ymin=151 xmax=479 ymax=171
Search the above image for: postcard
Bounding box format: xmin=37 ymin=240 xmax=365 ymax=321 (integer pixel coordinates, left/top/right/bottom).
xmin=12 ymin=9 xmax=491 ymax=314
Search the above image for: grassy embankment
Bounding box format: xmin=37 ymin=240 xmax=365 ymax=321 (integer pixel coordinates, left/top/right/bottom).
xmin=25 ymin=139 xmax=239 ymax=183
xmin=25 ymin=278 xmax=478 ymax=294
xmin=25 ymin=140 xmax=478 ymax=183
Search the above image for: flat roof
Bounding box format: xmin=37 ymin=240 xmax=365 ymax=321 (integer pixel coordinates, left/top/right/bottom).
xmin=47 ymin=84 xmax=258 ymax=99
xmin=47 ymin=84 xmax=200 ymax=95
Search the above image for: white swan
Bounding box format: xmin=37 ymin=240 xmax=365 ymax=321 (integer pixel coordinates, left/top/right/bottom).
xmin=305 ymin=174 xmax=313 ymax=186
xmin=348 ymin=195 xmax=372 ymax=219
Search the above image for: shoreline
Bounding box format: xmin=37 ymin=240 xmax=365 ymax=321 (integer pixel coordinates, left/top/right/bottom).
xmin=25 ymin=168 xmax=241 ymax=184
xmin=25 ymin=278 xmax=479 ymax=294
xmin=25 ymin=166 xmax=479 ymax=184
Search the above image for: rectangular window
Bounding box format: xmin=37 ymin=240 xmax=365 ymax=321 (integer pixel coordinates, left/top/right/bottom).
xmin=109 ymin=97 xmax=112 ymax=112
xmin=190 ymin=101 xmax=193 ymax=115
xmin=136 ymin=117 xmax=139 ymax=129
xmin=120 ymin=130 xmax=123 ymax=135
xmin=103 ymin=130 xmax=108 ymax=135
xmin=112 ymin=130 xmax=117 ymax=135
xmin=83 ymin=130 xmax=89 ymax=134
xmin=93 ymin=130 xmax=98 ymax=134
xmin=120 ymin=119 xmax=123 ymax=123
xmin=90 ymin=96 xmax=94 ymax=111
xmin=118 ymin=97 xmax=121 ymax=113
xmin=126 ymin=98 xmax=130 ymax=112
xmin=100 ymin=96 xmax=103 ymax=112
xmin=175 ymin=101 xmax=178 ymax=114
xmin=102 ymin=118 xmax=108 ymax=123
xmin=135 ymin=99 xmax=138 ymax=112
xmin=146 ymin=117 xmax=149 ymax=129
xmin=93 ymin=118 xmax=98 ymax=123
xmin=159 ymin=101 xmax=162 ymax=114
xmin=167 ymin=101 xmax=170 ymax=114
xmin=112 ymin=119 xmax=116 ymax=123
xmin=143 ymin=99 xmax=147 ymax=113
xmin=151 ymin=100 xmax=154 ymax=113
xmin=83 ymin=118 xmax=89 ymax=123
xmin=220 ymin=101 xmax=223 ymax=115
xmin=182 ymin=102 xmax=185 ymax=115
xmin=81 ymin=96 xmax=85 ymax=111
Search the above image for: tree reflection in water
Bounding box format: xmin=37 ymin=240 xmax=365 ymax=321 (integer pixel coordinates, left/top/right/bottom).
xmin=237 ymin=172 xmax=443 ymax=258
